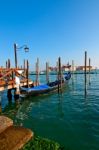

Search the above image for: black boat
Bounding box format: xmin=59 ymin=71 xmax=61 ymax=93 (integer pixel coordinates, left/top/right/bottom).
xmin=20 ymin=72 xmax=71 ymax=98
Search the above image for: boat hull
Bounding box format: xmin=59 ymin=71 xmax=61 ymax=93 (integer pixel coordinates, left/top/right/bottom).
xmin=20 ymin=72 xmax=71 ymax=98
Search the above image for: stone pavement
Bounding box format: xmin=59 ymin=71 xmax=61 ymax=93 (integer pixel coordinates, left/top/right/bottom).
xmin=0 ymin=116 xmax=33 ymax=150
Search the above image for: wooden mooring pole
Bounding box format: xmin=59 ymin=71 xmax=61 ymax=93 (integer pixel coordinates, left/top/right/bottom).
xmin=84 ymin=51 xmax=87 ymax=96
xmin=6 ymin=61 xmax=8 ymax=68
xmin=36 ymin=58 xmax=39 ymax=85
xmin=71 ymin=60 xmax=74 ymax=86
xmin=8 ymin=59 xmax=10 ymax=68
xmin=89 ymin=58 xmax=91 ymax=73
xmin=23 ymin=59 xmax=26 ymax=76
xmin=72 ymin=60 xmax=74 ymax=75
xmin=46 ymin=62 xmax=49 ymax=83
xmin=89 ymin=58 xmax=91 ymax=85
xmin=14 ymin=43 xmax=17 ymax=68
xmin=58 ymin=57 xmax=62 ymax=94
xmin=56 ymin=61 xmax=59 ymax=80
xmin=24 ymin=59 xmax=25 ymax=70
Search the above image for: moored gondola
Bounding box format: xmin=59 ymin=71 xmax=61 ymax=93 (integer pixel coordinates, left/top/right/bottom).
xmin=20 ymin=72 xmax=71 ymax=98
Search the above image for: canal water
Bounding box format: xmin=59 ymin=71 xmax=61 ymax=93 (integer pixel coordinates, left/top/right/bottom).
xmin=0 ymin=73 xmax=99 ymax=150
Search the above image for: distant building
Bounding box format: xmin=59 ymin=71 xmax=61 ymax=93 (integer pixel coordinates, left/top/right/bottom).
xmin=48 ymin=67 xmax=57 ymax=72
xmin=70 ymin=66 xmax=77 ymax=71
xmin=62 ymin=65 xmax=71 ymax=71
xmin=48 ymin=65 xmax=71 ymax=72
xmin=76 ymin=66 xmax=92 ymax=71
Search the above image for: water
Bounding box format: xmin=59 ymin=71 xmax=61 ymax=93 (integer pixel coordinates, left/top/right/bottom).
xmin=0 ymin=73 xmax=99 ymax=150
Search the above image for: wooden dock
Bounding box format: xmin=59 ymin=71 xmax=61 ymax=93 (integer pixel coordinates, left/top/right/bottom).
xmin=0 ymin=68 xmax=34 ymax=98
xmin=0 ymin=79 xmax=33 ymax=92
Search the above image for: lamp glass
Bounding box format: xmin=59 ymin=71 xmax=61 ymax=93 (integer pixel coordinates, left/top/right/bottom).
xmin=24 ymin=46 xmax=29 ymax=52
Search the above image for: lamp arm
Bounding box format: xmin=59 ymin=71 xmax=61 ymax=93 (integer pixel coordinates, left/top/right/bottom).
xmin=16 ymin=45 xmax=28 ymax=50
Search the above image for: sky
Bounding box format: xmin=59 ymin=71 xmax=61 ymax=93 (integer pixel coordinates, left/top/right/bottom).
xmin=0 ymin=0 xmax=99 ymax=70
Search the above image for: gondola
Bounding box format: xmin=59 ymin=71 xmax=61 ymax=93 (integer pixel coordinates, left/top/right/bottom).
xmin=20 ymin=72 xmax=71 ymax=98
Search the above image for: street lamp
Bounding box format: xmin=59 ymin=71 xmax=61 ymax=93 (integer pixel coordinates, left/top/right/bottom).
xmin=14 ymin=43 xmax=29 ymax=68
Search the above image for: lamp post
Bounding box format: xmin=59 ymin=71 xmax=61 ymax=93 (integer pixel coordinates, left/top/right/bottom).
xmin=14 ymin=43 xmax=29 ymax=68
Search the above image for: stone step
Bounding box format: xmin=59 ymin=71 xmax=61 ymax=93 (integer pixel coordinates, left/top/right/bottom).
xmin=0 ymin=116 xmax=13 ymax=134
xmin=0 ymin=126 xmax=33 ymax=150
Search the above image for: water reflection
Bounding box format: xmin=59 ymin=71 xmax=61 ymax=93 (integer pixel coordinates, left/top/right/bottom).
xmin=88 ymin=74 xmax=91 ymax=85
xmin=84 ymin=84 xmax=87 ymax=98
xmin=0 ymin=104 xmax=2 ymax=113
xmin=2 ymin=99 xmax=20 ymax=114
xmin=57 ymin=95 xmax=64 ymax=118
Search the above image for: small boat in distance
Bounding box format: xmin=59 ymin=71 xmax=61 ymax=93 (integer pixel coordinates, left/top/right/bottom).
xmin=20 ymin=72 xmax=71 ymax=98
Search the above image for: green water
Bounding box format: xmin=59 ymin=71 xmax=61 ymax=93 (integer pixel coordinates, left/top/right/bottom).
xmin=1 ymin=74 xmax=99 ymax=150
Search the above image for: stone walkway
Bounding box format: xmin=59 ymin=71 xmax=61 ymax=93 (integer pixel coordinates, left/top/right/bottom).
xmin=0 ymin=116 xmax=33 ymax=150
